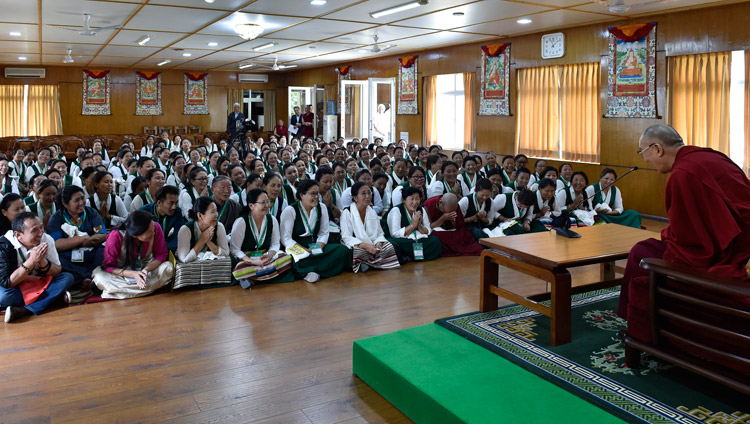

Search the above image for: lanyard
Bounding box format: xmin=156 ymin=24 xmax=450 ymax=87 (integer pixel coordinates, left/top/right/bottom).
xmin=269 ymin=197 xmax=277 ymax=217
xmin=64 ymin=209 xmax=86 ymax=229
xmin=298 ymin=203 xmax=316 ymax=236
xmin=216 ymin=200 xmax=228 ymax=221
xmin=473 ymin=193 xmax=479 ymax=212
xmin=249 ymin=216 xmax=267 ymax=250
xmin=404 ymin=207 xmax=418 ymax=237
xmin=144 ymin=190 xmax=153 ymax=204
xmin=334 ymin=180 xmax=344 ymax=196
xmin=135 ymin=242 xmax=145 ymax=270
xmin=153 ymin=204 xmax=167 ymax=231
xmin=18 ymin=248 xmax=27 ymax=262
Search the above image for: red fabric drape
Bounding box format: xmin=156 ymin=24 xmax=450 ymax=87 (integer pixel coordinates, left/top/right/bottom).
xmin=398 ymin=56 xmax=418 ymax=68
xmin=136 ymin=71 xmax=160 ymax=80
xmin=608 ymin=23 xmax=656 ymax=42
xmin=481 ymin=43 xmax=510 ymax=57
xmin=83 ymin=69 xmax=109 ymax=78
xmin=185 ymin=72 xmax=207 ymax=81
xmin=337 ymin=65 xmax=351 ymax=76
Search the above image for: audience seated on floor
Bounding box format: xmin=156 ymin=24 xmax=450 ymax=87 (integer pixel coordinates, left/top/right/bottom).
xmin=0 ymin=132 xmax=653 ymax=323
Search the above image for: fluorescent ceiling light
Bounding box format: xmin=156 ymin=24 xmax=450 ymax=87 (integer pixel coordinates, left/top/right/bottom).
xmin=18 ymin=56 xmax=27 ymax=60
xmin=517 ymin=18 xmax=532 ymax=24
xmin=182 ymin=52 xmax=192 ymax=57
xmin=357 ymin=49 xmax=369 ymax=54
xmin=204 ymin=0 xmax=215 ymax=3
xmin=207 ymin=42 xmax=218 ymax=47
xmin=370 ymin=1 xmax=426 ymax=19
xmin=157 ymin=59 xmax=171 ymax=66
xmin=9 ymin=31 xmax=22 ymax=36
xmin=278 ymin=64 xmax=297 ymax=69
xmin=239 ymin=63 xmax=254 ymax=69
xmin=311 ymin=0 xmax=327 ymax=4
xmin=137 ymin=35 xmax=151 ymax=45
xmin=253 ymin=42 xmax=276 ymax=51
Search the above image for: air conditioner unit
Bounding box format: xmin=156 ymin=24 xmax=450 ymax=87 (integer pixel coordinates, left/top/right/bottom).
xmin=4 ymin=67 xmax=46 ymax=78
xmin=238 ymin=73 xmax=268 ymax=83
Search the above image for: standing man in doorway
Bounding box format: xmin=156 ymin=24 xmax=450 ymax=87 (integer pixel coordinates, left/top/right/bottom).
xmin=290 ymin=106 xmax=303 ymax=140
xmin=227 ymin=103 xmax=247 ymax=142
xmin=301 ymin=104 xmax=315 ymax=139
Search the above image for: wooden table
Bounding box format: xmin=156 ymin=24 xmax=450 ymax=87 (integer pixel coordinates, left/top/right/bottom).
xmin=479 ymin=224 xmax=655 ymax=346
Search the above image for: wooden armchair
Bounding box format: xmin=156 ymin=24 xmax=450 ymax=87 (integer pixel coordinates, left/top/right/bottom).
xmin=624 ymin=258 xmax=750 ymax=395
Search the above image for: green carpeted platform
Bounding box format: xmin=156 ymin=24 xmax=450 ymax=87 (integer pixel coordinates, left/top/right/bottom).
xmin=353 ymin=324 xmax=625 ymax=424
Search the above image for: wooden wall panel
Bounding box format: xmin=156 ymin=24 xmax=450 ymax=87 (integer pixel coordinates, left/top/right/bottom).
xmin=0 ymin=66 xmax=282 ymax=135
xmin=276 ymin=2 xmax=750 ymax=217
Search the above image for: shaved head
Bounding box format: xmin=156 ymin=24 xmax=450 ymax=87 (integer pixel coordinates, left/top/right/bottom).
xmin=640 ymin=125 xmax=684 ymax=147
xmin=440 ymin=192 xmax=458 ymax=209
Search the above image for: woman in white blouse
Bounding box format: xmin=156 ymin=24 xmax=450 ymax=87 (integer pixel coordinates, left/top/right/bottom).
xmin=175 ymin=196 xmax=229 ymax=263
xmin=340 ymin=182 xmax=399 ymax=273
xmin=86 ymin=171 xmax=127 ymax=229
xmin=386 ymin=186 xmax=442 ymax=263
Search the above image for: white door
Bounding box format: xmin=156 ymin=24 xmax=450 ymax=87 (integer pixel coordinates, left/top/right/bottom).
xmin=368 ymin=77 xmax=396 ymax=145
xmin=340 ymin=80 xmax=368 ymax=142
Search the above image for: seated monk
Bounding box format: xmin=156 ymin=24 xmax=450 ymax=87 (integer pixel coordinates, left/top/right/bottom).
xmin=423 ymin=193 xmax=483 ymax=256
xmin=619 ymin=125 xmax=750 ymax=343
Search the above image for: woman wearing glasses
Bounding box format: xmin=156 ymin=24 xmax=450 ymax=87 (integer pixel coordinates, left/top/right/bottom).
xmin=179 ymin=167 xmax=211 ymax=220
xmin=389 ymin=166 xmax=428 ymax=208
xmin=340 ymin=182 xmax=399 ymax=273
xmin=585 ymin=168 xmax=641 ymax=228
xmin=280 ymin=180 xmax=351 ymax=283
xmin=230 ymin=188 xmax=293 ymax=287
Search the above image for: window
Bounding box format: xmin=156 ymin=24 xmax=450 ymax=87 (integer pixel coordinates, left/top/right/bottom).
xmin=728 ymin=50 xmax=745 ymax=168
xmin=0 ymin=84 xmax=62 ymax=137
xmin=516 ymin=62 xmax=601 ymax=163
xmin=434 ymin=73 xmax=465 ymax=150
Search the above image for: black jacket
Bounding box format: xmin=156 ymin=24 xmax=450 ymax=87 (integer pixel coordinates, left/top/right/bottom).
xmin=0 ymin=236 xmax=20 ymax=289
xmin=227 ymin=112 xmax=247 ymax=138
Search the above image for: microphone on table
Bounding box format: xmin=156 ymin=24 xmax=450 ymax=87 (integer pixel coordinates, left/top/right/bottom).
xmin=552 ymin=166 xmax=639 ymax=239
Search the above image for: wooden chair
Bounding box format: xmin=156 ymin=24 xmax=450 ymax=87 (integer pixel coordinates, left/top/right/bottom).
xmin=188 ymin=125 xmax=202 ymax=134
xmin=624 ymin=258 xmax=750 ymax=395
xmin=174 ymin=125 xmax=188 ymax=135
xmin=158 ymin=126 xmax=174 ymax=136
xmin=144 ymin=126 xmax=158 ymax=135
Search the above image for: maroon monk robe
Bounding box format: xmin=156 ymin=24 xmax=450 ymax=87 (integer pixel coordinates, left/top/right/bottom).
xmin=619 ymin=146 xmax=750 ymax=342
xmin=423 ymin=195 xmax=483 ymax=257
xmin=301 ymin=112 xmax=314 ymax=138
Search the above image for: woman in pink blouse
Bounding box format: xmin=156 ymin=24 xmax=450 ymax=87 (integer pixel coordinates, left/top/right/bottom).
xmin=92 ymin=210 xmax=174 ymax=299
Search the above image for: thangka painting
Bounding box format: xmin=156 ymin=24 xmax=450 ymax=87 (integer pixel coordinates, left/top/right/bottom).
xmin=479 ymin=43 xmax=510 ymax=116
xmin=397 ymin=56 xmax=418 ymax=115
xmin=184 ymin=72 xmax=208 ymax=115
xmin=336 ymin=65 xmax=352 ymax=114
xmin=606 ymin=22 xmax=657 ymax=118
xmin=82 ymin=70 xmax=110 ymax=115
xmin=135 ymin=71 xmax=162 ymax=115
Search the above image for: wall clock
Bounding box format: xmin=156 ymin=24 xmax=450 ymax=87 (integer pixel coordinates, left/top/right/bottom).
xmin=541 ymin=32 xmax=565 ymax=59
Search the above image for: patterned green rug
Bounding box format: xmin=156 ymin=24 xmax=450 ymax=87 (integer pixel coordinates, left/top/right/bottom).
xmin=435 ymin=288 xmax=750 ymax=424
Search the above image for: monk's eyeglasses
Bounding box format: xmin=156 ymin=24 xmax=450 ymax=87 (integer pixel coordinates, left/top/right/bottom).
xmin=637 ymin=143 xmax=657 ymax=158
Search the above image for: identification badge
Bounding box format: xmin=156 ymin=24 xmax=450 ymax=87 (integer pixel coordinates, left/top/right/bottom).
xmin=72 ymin=249 xmax=85 ymax=262
xmin=309 ymin=243 xmax=323 ymax=255
xmin=250 ymin=251 xmax=263 ymax=258
xmin=413 ymin=243 xmax=424 ymax=260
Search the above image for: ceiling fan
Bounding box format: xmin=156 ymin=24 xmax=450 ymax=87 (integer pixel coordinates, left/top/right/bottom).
xmin=369 ymin=35 xmax=395 ymax=53
xmin=52 ymin=13 xmax=122 ymax=36
xmin=240 ymin=57 xmax=297 ymax=71
xmin=597 ymin=0 xmax=680 ymax=14
xmin=63 ymin=49 xmax=75 ymax=64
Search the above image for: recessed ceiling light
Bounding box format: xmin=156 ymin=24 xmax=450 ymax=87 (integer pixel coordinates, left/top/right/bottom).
xmin=517 ymin=18 xmax=532 ymax=24
xmin=239 ymin=63 xmax=254 ymax=69
xmin=311 ymin=0 xmax=327 ymax=4
xmin=252 ymin=42 xmax=276 ymax=51
xmin=18 ymin=56 xmax=27 ymax=60
xmin=309 ymin=45 xmax=317 ymax=49
xmin=137 ymin=35 xmax=151 ymax=45
xmin=357 ymin=49 xmax=369 ymax=54
xmin=207 ymin=42 xmax=218 ymax=47
xmin=9 ymin=31 xmax=22 ymax=37
xmin=182 ymin=52 xmax=192 ymax=57
xmin=370 ymin=1 xmax=426 ymax=19
xmin=453 ymin=12 xmax=464 ymax=16
xmin=157 ymin=59 xmax=171 ymax=66
xmin=204 ymin=0 xmax=215 ymax=3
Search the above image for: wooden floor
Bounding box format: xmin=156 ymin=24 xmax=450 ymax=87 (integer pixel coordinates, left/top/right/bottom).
xmin=0 ymin=220 xmax=668 ymax=424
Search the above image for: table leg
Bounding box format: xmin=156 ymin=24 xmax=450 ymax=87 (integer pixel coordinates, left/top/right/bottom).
xmin=550 ymin=270 xmax=572 ymax=346
xmin=479 ymin=251 xmax=498 ymax=312
xmin=600 ymin=261 xmax=616 ymax=281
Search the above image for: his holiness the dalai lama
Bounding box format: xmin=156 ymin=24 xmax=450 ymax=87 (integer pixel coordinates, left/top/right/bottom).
xmin=619 ymin=124 xmax=750 ymax=342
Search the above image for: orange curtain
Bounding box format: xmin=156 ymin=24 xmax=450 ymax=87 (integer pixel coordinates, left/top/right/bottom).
xmin=463 ymin=72 xmax=476 ymax=150
xmin=559 ymin=62 xmax=600 ymax=163
xmin=0 ymin=85 xmax=25 ymax=137
xmin=669 ymin=52 xmax=731 ymax=154
xmin=423 ymin=75 xmax=438 ymax=145
xmin=27 ymin=85 xmax=63 ymax=136
xmin=744 ymin=51 xmax=750 ymax=174
xmin=516 ymin=66 xmax=560 ymax=158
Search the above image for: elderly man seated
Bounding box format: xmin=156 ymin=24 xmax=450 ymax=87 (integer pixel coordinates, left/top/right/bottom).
xmin=423 ymin=193 xmax=483 ymax=256
xmin=0 ymin=212 xmax=76 ymax=323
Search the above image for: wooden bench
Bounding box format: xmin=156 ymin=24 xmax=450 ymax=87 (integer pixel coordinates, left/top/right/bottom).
xmin=624 ymin=258 xmax=750 ymax=395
